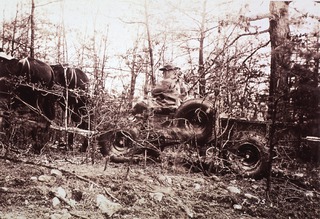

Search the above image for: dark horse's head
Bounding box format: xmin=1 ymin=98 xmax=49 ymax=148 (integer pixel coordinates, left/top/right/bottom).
xmin=51 ymin=64 xmax=90 ymax=151
xmin=51 ymin=64 xmax=88 ymax=90
xmin=0 ymin=53 xmax=55 ymax=120
xmin=50 ymin=64 xmax=89 ymax=122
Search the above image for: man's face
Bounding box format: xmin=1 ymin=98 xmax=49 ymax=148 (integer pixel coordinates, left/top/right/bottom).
xmin=163 ymin=69 xmax=175 ymax=79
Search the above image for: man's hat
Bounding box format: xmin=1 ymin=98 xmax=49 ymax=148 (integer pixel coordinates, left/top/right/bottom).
xmin=159 ymin=64 xmax=180 ymax=71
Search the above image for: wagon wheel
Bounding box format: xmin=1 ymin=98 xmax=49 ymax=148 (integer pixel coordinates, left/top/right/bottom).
xmin=227 ymin=132 xmax=269 ymax=179
xmin=174 ymin=99 xmax=214 ymax=144
xmin=113 ymin=130 xmax=136 ymax=152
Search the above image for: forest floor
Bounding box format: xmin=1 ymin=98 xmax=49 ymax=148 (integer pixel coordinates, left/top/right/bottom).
xmin=0 ymin=146 xmax=319 ymax=219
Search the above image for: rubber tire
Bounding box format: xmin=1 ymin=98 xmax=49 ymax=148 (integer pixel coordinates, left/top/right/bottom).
xmin=174 ymin=99 xmax=214 ymax=144
xmin=227 ymin=132 xmax=269 ymax=179
xmin=97 ymin=130 xmax=136 ymax=156
xmin=113 ymin=130 xmax=136 ymax=152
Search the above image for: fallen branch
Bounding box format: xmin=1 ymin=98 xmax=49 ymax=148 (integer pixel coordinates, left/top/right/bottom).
xmin=50 ymin=123 xmax=96 ymax=137
xmin=109 ymin=155 xmax=142 ymax=163
xmin=305 ymin=136 xmax=320 ymax=142
xmin=0 ymin=113 xmax=96 ymax=137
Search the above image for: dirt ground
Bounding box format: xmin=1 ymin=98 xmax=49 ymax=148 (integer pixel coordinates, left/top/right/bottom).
xmin=0 ymin=146 xmax=319 ymax=219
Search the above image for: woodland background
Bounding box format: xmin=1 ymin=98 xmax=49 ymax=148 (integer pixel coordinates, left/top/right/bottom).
xmin=0 ymin=1 xmax=319 ymax=218
xmin=0 ymin=0 xmax=318 ymax=125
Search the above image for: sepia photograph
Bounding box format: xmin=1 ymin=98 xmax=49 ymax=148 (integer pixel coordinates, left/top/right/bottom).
xmin=0 ymin=0 xmax=319 ymax=218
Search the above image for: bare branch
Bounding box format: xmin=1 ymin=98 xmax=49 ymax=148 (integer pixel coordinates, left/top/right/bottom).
xmin=118 ymin=17 xmax=146 ymax=26
xmin=35 ymin=0 xmax=62 ymax=8
xmin=244 ymin=13 xmax=271 ymax=22
xmin=207 ymin=28 xmax=270 ymax=67
xmin=242 ymin=40 xmax=271 ymax=66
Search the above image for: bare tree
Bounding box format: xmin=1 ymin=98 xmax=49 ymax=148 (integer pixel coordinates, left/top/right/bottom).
xmin=56 ymin=0 xmax=68 ymax=64
xmin=268 ymin=1 xmax=291 ymax=121
xmin=30 ymin=0 xmax=35 ymax=58
xmin=198 ymin=0 xmax=207 ymax=97
xmin=10 ymin=3 xmax=19 ymax=55
xmin=121 ymin=37 xmax=145 ymax=104
xmin=144 ymin=0 xmax=155 ymax=87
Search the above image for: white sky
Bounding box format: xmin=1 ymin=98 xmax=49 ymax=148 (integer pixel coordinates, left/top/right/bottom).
xmin=1 ymin=0 xmax=317 ymax=58
xmin=1 ymin=0 xmax=318 ymax=45
xmin=0 ymin=0 xmax=268 ymax=51
xmin=1 ymin=0 xmax=319 ymax=94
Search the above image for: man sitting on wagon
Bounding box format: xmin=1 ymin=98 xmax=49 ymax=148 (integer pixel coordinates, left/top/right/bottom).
xmin=133 ymin=64 xmax=187 ymax=115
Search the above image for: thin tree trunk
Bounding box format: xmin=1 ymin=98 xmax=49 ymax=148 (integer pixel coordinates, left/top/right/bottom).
xmin=129 ymin=66 xmax=138 ymax=103
xmin=100 ymin=26 xmax=109 ymax=90
xmin=144 ymin=61 xmax=149 ymax=97
xmin=144 ymin=0 xmax=155 ymax=86
xmin=57 ymin=25 xmax=61 ymax=63
xmin=1 ymin=8 xmax=4 ymax=49
xmin=30 ymin=0 xmax=35 ymax=58
xmin=198 ymin=0 xmax=207 ymax=97
xmin=11 ymin=4 xmax=19 ymax=55
xmin=314 ymin=30 xmax=319 ymax=85
xmin=57 ymin=0 xmax=64 ymax=63
xmin=63 ymin=24 xmax=68 ymax=63
xmin=63 ymin=67 xmax=69 ymax=150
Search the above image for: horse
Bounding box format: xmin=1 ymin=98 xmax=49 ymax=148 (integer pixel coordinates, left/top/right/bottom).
xmin=0 ymin=51 xmax=56 ymax=153
xmin=50 ymin=64 xmax=90 ymax=152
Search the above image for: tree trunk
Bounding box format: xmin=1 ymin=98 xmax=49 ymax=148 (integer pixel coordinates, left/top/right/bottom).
xmin=57 ymin=0 xmax=64 ymax=63
xmin=10 ymin=4 xmax=19 ymax=55
xmin=198 ymin=0 xmax=207 ymax=97
xmin=30 ymin=0 xmax=35 ymax=58
xmin=57 ymin=25 xmax=61 ymax=63
xmin=100 ymin=27 xmax=109 ymax=90
xmin=63 ymin=23 xmax=68 ymax=63
xmin=267 ymin=1 xmax=291 ymax=193
xmin=129 ymin=67 xmax=138 ymax=103
xmin=144 ymin=60 xmax=149 ymax=97
xmin=268 ymin=1 xmax=291 ymax=121
xmin=144 ymin=0 xmax=155 ymax=86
